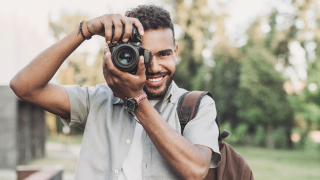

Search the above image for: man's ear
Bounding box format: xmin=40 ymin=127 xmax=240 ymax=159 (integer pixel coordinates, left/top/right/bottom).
xmin=174 ymin=42 xmax=178 ymax=61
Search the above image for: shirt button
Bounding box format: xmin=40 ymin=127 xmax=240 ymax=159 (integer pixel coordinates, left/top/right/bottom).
xmin=115 ymin=169 xmax=119 ymax=174
xmin=126 ymin=140 xmax=131 ymax=144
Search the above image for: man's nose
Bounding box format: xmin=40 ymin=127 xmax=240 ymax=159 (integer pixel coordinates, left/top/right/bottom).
xmin=147 ymin=57 xmax=161 ymax=73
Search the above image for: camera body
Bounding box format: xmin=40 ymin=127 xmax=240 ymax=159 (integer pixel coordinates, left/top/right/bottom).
xmin=109 ymin=25 xmax=153 ymax=75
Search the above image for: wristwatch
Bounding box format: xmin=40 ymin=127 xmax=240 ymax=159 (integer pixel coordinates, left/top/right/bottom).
xmin=124 ymin=92 xmax=147 ymax=112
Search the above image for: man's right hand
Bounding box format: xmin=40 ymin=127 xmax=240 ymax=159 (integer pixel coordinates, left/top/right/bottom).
xmin=85 ymin=14 xmax=144 ymax=44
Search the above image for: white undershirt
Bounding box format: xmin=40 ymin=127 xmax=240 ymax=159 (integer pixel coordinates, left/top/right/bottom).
xmin=119 ymin=100 xmax=159 ymax=180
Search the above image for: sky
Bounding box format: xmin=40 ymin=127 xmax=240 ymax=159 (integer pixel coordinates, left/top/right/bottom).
xmin=46 ymin=0 xmax=274 ymax=66
xmin=47 ymin=0 xmax=160 ymax=66
xmin=48 ymin=0 xmax=157 ymax=21
xmin=48 ymin=0 xmax=273 ymax=37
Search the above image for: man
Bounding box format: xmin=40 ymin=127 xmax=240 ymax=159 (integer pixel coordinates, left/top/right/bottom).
xmin=11 ymin=5 xmax=220 ymax=180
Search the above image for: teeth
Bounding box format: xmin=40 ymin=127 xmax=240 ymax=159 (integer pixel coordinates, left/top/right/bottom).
xmin=148 ymin=77 xmax=163 ymax=82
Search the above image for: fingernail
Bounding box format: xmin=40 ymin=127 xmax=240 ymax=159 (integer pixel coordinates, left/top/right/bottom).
xmin=106 ymin=52 xmax=111 ymax=57
xmin=107 ymin=41 xmax=111 ymax=44
xmin=112 ymin=41 xmax=117 ymax=44
xmin=104 ymin=45 xmax=108 ymax=50
xmin=141 ymin=30 xmax=144 ymax=35
xmin=123 ymin=38 xmax=128 ymax=42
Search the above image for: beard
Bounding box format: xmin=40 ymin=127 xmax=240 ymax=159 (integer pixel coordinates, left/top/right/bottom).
xmin=143 ymin=72 xmax=175 ymax=99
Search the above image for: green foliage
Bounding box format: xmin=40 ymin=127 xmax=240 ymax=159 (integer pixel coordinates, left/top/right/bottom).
xmin=169 ymin=0 xmax=216 ymax=90
xmin=300 ymin=103 xmax=320 ymax=124
xmin=169 ymin=0 xmax=298 ymax=148
xmin=272 ymin=126 xmax=289 ymax=149
xmin=222 ymin=122 xmax=249 ymax=145
xmin=302 ymin=137 xmax=320 ymax=151
xmin=253 ymin=125 xmax=266 ymax=147
xmin=236 ymin=47 xmax=293 ymax=127
xmin=209 ymin=49 xmax=241 ymax=127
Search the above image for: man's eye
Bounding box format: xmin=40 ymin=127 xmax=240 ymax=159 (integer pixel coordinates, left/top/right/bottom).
xmin=161 ymin=53 xmax=170 ymax=56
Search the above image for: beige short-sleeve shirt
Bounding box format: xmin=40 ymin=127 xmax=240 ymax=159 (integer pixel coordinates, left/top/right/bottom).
xmin=61 ymin=81 xmax=221 ymax=180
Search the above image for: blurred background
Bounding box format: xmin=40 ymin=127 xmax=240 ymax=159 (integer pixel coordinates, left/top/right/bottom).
xmin=1 ymin=0 xmax=320 ymax=179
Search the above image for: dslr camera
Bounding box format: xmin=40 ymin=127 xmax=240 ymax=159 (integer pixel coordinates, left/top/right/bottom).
xmin=109 ymin=25 xmax=153 ymax=75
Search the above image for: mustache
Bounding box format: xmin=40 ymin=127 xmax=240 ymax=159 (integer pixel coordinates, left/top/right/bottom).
xmin=146 ymin=71 xmax=171 ymax=77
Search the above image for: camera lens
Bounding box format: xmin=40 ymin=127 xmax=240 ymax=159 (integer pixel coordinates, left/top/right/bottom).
xmin=119 ymin=51 xmax=133 ymax=65
xmin=111 ymin=44 xmax=140 ymax=73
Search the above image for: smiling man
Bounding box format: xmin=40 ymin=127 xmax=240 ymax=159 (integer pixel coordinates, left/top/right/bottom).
xmin=10 ymin=5 xmax=221 ymax=180
xmin=143 ymin=28 xmax=176 ymax=100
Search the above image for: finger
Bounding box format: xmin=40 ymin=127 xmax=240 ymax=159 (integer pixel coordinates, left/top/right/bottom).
xmin=103 ymin=44 xmax=110 ymax=56
xmin=135 ymin=55 xmax=146 ymax=77
xmin=111 ymin=14 xmax=124 ymax=44
xmin=102 ymin=51 xmax=111 ymax=75
xmin=103 ymin=51 xmax=118 ymax=87
xmin=130 ymin=18 xmax=144 ymax=36
xmin=118 ymin=16 xmax=133 ymax=42
xmin=104 ymin=51 xmax=122 ymax=77
xmin=103 ymin=16 xmax=113 ymax=44
xmin=102 ymin=52 xmax=113 ymax=82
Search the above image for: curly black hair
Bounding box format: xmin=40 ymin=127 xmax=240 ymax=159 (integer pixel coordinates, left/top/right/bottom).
xmin=125 ymin=5 xmax=175 ymax=42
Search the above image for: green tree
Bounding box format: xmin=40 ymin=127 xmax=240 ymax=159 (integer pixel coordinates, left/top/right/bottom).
xmin=206 ymin=45 xmax=241 ymax=128
xmin=266 ymin=0 xmax=320 ymax=148
xmin=167 ymin=0 xmax=242 ymax=127
xmin=204 ymin=2 xmax=241 ymax=128
xmin=236 ymin=46 xmax=293 ymax=148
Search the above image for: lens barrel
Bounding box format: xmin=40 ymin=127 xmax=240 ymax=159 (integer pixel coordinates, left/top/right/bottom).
xmin=111 ymin=44 xmax=140 ymax=72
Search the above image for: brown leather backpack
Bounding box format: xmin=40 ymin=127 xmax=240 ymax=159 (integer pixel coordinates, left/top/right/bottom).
xmin=177 ymin=91 xmax=254 ymax=180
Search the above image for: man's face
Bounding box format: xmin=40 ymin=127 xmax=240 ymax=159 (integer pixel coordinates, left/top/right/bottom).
xmin=142 ymin=28 xmax=178 ymax=100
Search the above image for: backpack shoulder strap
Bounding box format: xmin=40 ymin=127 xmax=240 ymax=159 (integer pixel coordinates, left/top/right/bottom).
xmin=177 ymin=91 xmax=222 ymax=140
xmin=177 ymin=91 xmax=210 ymax=122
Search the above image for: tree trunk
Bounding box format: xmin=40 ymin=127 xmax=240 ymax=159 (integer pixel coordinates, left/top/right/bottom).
xmin=266 ymin=123 xmax=274 ymax=149
xmin=286 ymin=127 xmax=293 ymax=149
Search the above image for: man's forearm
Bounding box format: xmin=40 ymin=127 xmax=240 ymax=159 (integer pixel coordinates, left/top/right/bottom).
xmin=10 ymin=26 xmax=85 ymax=98
xmin=135 ymin=100 xmax=211 ymax=180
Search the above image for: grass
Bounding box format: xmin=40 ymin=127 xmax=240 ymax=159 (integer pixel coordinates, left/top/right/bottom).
xmin=234 ymin=146 xmax=320 ymax=180
xmin=46 ymin=134 xmax=84 ymax=145
xmin=27 ymin=158 xmax=78 ymax=173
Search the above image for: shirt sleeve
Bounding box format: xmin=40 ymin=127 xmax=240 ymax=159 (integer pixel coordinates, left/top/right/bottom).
xmin=59 ymin=85 xmax=92 ymax=129
xmin=182 ymin=95 xmax=221 ymax=168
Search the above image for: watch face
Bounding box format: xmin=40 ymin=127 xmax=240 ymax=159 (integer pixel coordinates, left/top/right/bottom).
xmin=124 ymin=98 xmax=137 ymax=112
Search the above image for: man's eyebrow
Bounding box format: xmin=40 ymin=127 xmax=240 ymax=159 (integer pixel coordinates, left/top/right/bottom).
xmin=155 ymin=49 xmax=173 ymax=55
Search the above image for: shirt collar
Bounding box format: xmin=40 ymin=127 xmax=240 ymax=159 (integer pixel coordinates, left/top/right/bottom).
xmin=167 ymin=81 xmax=181 ymax=104
xmin=159 ymin=80 xmax=181 ymax=104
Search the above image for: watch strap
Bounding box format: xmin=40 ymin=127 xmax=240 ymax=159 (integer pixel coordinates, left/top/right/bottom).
xmin=134 ymin=92 xmax=147 ymax=105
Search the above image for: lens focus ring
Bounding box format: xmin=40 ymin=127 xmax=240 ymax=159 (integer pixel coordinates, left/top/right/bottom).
xmin=111 ymin=44 xmax=140 ymax=72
